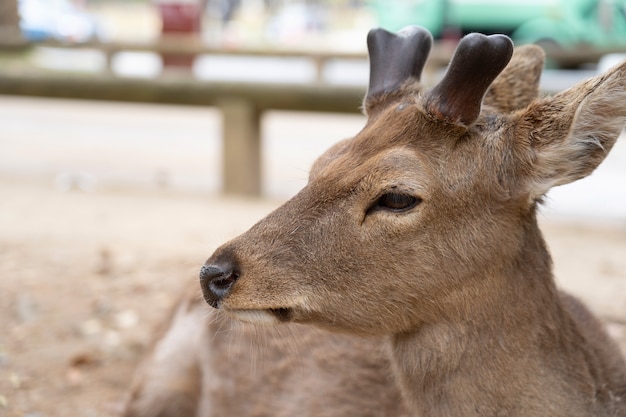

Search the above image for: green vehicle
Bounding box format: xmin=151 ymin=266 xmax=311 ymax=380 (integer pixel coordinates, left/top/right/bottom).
xmin=369 ymin=0 xmax=626 ymax=50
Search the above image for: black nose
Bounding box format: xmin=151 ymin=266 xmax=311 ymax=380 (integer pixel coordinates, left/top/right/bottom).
xmin=199 ymin=263 xmax=240 ymax=308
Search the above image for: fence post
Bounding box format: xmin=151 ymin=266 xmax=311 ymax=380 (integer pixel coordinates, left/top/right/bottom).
xmin=0 ymin=0 xmax=23 ymax=46
xmin=219 ymin=98 xmax=262 ymax=196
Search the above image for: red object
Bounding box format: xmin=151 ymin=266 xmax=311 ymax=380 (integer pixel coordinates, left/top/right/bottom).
xmin=157 ymin=2 xmax=201 ymax=69
xmin=159 ymin=3 xmax=201 ymax=33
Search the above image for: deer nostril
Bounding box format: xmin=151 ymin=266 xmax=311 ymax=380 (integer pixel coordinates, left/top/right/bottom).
xmin=199 ymin=263 xmax=240 ymax=308
xmin=211 ymin=271 xmax=239 ymax=291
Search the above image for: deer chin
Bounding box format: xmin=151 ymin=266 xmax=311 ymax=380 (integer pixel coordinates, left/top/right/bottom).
xmin=224 ymin=307 xmax=293 ymax=326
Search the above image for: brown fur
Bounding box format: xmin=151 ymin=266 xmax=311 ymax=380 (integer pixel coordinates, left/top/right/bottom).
xmin=124 ymin=32 xmax=626 ymax=417
xmin=124 ymin=286 xmax=409 ymax=417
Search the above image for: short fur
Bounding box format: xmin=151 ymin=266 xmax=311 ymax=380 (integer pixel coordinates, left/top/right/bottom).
xmin=124 ymin=28 xmax=626 ymax=417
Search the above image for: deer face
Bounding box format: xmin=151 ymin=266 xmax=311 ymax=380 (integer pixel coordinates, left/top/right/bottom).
xmin=202 ymin=107 xmax=522 ymax=334
xmin=200 ymin=27 xmax=626 ymax=336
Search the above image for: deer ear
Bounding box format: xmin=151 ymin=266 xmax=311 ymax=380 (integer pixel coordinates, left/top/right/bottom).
xmin=483 ymin=44 xmax=544 ymax=113
xmin=364 ymin=26 xmax=433 ymax=116
xmin=424 ymin=33 xmax=513 ymax=126
xmin=517 ymin=60 xmax=626 ymax=200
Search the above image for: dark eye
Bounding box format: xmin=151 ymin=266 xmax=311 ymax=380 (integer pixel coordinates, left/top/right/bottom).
xmin=370 ymin=192 xmax=421 ymax=213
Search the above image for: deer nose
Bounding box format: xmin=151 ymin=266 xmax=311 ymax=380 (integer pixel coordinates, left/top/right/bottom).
xmin=199 ymin=263 xmax=240 ymax=308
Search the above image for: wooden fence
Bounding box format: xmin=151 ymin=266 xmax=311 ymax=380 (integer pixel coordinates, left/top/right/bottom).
xmin=0 ymin=38 xmax=621 ymax=195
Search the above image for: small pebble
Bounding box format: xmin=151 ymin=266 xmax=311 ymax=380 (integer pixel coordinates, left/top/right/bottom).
xmin=69 ymin=351 xmax=99 ymax=367
xmin=10 ymin=372 xmax=21 ymax=389
xmin=80 ymin=319 xmax=102 ymax=337
xmin=114 ymin=310 xmax=138 ymax=329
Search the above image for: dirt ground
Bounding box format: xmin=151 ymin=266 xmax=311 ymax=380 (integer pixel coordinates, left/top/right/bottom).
xmin=0 ymin=176 xmax=625 ymax=417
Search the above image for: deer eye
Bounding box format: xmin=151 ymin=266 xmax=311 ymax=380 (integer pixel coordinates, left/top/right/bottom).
xmin=371 ymin=192 xmax=421 ymax=213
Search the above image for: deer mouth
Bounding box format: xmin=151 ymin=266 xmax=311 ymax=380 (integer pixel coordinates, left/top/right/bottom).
xmin=225 ymin=307 xmax=293 ymax=325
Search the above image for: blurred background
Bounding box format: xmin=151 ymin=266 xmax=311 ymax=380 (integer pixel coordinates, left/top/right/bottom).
xmin=5 ymin=0 xmax=626 ymax=49
xmin=0 ymin=0 xmax=624 ymax=212
xmin=0 ymin=2 xmax=625 ymax=416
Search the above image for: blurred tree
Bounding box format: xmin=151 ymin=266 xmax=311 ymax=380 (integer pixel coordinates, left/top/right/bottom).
xmin=0 ymin=0 xmax=22 ymax=44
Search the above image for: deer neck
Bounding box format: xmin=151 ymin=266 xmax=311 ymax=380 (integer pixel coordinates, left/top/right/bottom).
xmin=387 ymin=217 xmax=581 ymax=417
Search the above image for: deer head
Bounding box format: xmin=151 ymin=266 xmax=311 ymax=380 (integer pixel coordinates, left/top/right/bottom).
xmin=199 ymin=27 xmax=626 ymax=337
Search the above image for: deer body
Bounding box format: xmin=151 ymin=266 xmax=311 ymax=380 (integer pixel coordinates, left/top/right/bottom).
xmin=125 ymin=27 xmax=626 ymax=417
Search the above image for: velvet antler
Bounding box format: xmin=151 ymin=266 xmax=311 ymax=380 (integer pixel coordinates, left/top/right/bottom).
xmin=365 ymin=26 xmax=433 ymax=112
xmin=425 ymin=33 xmax=514 ymax=127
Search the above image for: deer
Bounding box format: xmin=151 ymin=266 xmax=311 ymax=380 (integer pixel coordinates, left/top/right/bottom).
xmin=123 ymin=26 xmax=626 ymax=417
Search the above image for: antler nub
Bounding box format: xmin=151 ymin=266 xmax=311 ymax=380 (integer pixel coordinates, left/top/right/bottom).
xmin=425 ymin=33 xmax=514 ymax=127
xmin=366 ymin=26 xmax=433 ymax=99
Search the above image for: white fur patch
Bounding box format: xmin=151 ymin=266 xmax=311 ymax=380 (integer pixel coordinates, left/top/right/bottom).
xmin=226 ymin=309 xmax=280 ymax=325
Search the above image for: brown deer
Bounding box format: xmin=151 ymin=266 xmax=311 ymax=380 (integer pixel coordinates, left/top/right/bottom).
xmin=124 ymin=27 xmax=626 ymax=417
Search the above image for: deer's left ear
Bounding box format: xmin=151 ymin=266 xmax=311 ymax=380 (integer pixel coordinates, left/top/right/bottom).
xmin=483 ymin=44 xmax=544 ymax=113
xmin=515 ymin=60 xmax=626 ymax=200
